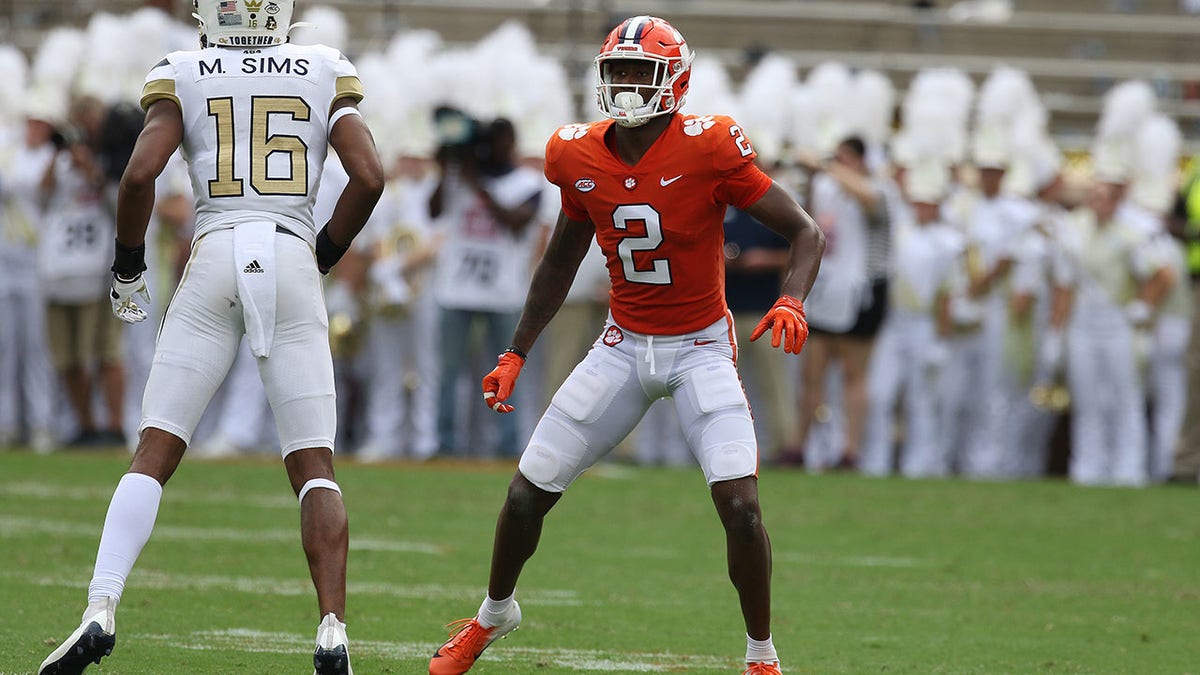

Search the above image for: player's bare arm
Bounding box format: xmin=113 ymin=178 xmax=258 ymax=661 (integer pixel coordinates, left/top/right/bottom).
xmin=116 ymin=99 xmax=184 ymax=248
xmin=510 ymin=212 xmax=596 ymax=355
xmin=480 ymin=211 xmax=593 ymax=414
xmin=744 ymin=182 xmax=825 ymax=301
xmin=316 ymin=98 xmax=385 ymax=273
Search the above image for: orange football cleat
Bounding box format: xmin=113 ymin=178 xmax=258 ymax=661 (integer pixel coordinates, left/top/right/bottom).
xmin=743 ymin=662 xmax=783 ymax=675
xmin=429 ymin=602 xmax=521 ymax=675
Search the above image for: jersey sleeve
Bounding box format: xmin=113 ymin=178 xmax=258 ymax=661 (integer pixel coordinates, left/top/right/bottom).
xmin=711 ymin=116 xmax=772 ymax=209
xmin=327 ymin=50 xmax=364 ymax=113
xmin=140 ymin=55 xmax=181 ymax=112
xmin=544 ymin=128 xmax=589 ymax=222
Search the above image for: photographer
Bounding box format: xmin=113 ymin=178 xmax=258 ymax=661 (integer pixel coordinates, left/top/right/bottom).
xmin=35 ymin=95 xmax=128 ymax=447
xmin=428 ymin=109 xmax=544 ymax=458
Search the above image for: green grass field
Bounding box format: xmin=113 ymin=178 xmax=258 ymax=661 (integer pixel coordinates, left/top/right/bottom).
xmin=1 ymin=450 xmax=1197 ymax=674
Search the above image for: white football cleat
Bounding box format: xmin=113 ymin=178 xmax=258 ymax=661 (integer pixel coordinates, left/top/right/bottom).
xmin=313 ymin=612 xmax=353 ymax=675
xmin=39 ymin=597 xmax=117 ymax=675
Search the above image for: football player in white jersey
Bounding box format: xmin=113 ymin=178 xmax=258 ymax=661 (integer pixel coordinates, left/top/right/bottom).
xmin=38 ymin=2 xmax=384 ymax=674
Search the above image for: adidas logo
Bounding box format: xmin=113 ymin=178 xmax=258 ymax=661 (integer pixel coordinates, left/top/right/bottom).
xmin=243 ymin=260 xmax=265 ymax=274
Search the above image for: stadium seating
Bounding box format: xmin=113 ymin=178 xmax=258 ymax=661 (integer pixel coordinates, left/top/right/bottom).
xmin=4 ymin=0 xmax=1197 ymax=146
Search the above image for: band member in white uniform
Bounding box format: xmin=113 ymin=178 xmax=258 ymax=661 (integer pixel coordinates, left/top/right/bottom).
xmin=864 ymin=159 xmax=964 ymax=477
xmin=0 ymin=107 xmax=58 ymax=451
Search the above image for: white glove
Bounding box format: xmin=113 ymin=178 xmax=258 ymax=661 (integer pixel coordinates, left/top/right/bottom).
xmin=1040 ymin=329 xmax=1065 ymax=375
xmin=1125 ymin=299 xmax=1152 ymax=328
xmin=924 ymin=340 xmax=950 ymax=371
xmin=110 ymin=274 xmax=152 ymax=324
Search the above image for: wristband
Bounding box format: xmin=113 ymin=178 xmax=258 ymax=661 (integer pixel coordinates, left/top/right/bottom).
xmin=315 ymin=224 xmax=349 ymax=274
xmin=111 ymin=238 xmax=147 ymax=278
xmin=502 ymin=346 xmax=527 ymax=361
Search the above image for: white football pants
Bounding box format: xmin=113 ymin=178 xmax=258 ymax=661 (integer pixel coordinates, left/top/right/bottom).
xmin=140 ymin=229 xmax=334 ymax=456
xmin=519 ymin=314 xmax=758 ymax=492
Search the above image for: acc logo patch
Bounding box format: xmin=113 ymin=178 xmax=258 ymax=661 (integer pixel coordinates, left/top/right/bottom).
xmin=602 ymin=325 xmax=624 ymax=347
xmin=575 ymin=178 xmax=596 ymax=193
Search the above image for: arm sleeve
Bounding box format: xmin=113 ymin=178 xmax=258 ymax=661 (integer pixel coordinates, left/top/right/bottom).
xmin=711 ymin=117 xmax=772 ymax=209
xmin=140 ymin=55 xmax=180 ymax=112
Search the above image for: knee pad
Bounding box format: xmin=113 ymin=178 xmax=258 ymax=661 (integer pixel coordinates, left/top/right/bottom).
xmin=519 ymin=443 xmax=562 ymax=488
xmin=698 ymin=414 xmax=758 ymax=483
xmin=298 ymin=478 xmax=341 ymax=504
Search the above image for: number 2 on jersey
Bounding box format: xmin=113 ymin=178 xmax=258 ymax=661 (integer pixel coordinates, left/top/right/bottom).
xmin=729 ymin=125 xmax=754 ymax=157
xmin=207 ymin=96 xmax=311 ymax=198
xmin=613 ymin=204 xmax=672 ymax=285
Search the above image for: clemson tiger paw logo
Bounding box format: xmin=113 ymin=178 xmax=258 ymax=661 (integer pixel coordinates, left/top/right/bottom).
xmin=558 ymin=124 xmax=592 ymax=141
xmin=602 ymin=325 xmax=624 ymax=346
xmin=683 ymin=116 xmax=716 ymax=137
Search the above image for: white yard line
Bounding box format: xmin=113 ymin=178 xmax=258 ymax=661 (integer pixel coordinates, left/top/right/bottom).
xmin=0 ymin=481 xmax=296 ymax=509
xmin=2 ymin=567 xmax=582 ymax=606
xmin=142 ymin=628 xmax=736 ymax=672
xmin=0 ymin=515 xmax=443 ymax=554
xmin=775 ymin=552 xmax=933 ymax=568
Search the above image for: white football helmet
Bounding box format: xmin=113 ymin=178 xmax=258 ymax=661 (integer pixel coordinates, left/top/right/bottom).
xmin=193 ymin=0 xmax=296 ymax=48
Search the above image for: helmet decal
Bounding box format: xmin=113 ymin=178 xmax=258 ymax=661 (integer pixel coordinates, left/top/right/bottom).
xmin=194 ymin=0 xmax=296 ymax=48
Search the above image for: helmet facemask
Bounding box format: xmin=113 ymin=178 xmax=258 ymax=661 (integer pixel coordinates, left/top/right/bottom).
xmin=596 ymin=55 xmax=687 ymax=128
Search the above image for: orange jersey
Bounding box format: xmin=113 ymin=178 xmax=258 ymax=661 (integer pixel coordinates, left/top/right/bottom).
xmin=544 ymin=114 xmax=773 ymax=335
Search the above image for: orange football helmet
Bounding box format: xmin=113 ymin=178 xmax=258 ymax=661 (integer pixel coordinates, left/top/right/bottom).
xmin=595 ymin=15 xmax=694 ymax=128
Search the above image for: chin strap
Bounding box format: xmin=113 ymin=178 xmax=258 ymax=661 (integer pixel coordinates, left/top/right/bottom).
xmin=287 ymin=21 xmax=317 ymax=36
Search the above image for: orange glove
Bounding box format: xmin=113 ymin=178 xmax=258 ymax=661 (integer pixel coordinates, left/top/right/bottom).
xmin=749 ymin=295 xmax=809 ymax=354
xmin=482 ymin=349 xmax=526 ymax=413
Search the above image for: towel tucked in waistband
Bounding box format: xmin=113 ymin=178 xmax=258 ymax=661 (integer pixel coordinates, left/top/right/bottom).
xmin=233 ymin=221 xmax=278 ymax=357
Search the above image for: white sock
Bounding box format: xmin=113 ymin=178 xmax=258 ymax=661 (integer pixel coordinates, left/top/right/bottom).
xmin=88 ymin=473 xmax=163 ymax=605
xmin=746 ymin=634 xmax=778 ymax=664
xmin=477 ymin=592 xmax=515 ymax=628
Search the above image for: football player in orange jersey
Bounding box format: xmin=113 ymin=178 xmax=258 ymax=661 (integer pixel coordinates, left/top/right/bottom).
xmin=430 ymin=16 xmax=824 ymax=675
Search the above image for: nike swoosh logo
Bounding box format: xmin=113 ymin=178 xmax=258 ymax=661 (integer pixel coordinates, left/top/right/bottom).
xmin=660 ymin=175 xmax=683 ymax=186
xmin=694 ymin=339 xmax=717 ymax=346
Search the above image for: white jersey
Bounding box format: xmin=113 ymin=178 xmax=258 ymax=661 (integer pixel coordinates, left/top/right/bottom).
xmin=141 ymin=43 xmax=364 ymax=245
xmin=431 ymin=165 xmax=545 ymax=312
xmin=890 ymin=217 xmax=964 ymax=316
xmin=0 ymin=141 xmax=55 ymax=286
xmin=1059 ymin=208 xmax=1163 ymax=308
xmin=804 ymin=172 xmax=877 ymax=331
xmin=37 ymin=154 xmax=117 ymax=304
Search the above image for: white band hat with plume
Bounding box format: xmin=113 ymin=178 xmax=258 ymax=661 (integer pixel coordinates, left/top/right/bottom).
xmin=970 ymin=66 xmax=1038 ymax=170
xmin=1129 ymin=113 xmax=1181 ymax=214
xmin=1092 ymin=79 xmax=1157 ymax=184
xmin=738 ymin=54 xmax=796 ymax=165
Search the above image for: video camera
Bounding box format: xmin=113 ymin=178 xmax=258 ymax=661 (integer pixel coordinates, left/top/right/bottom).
xmin=433 ymin=105 xmax=495 ymax=167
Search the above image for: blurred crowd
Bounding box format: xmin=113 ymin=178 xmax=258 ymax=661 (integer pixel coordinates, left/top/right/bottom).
xmin=1 ymin=5 xmax=1198 ymax=488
